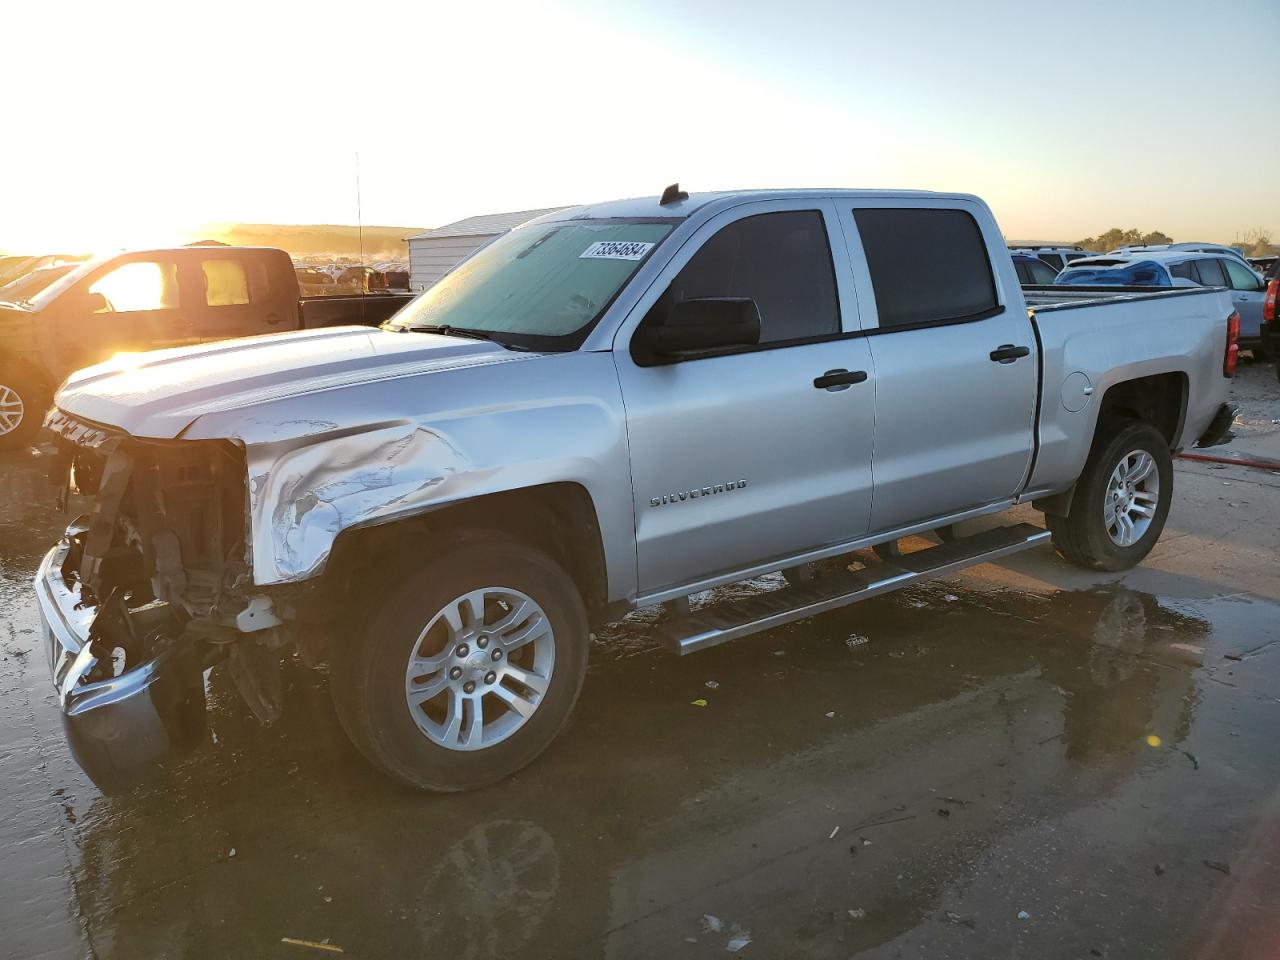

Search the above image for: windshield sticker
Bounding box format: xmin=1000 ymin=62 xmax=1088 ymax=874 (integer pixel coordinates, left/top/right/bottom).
xmin=579 ymin=241 xmax=655 ymax=261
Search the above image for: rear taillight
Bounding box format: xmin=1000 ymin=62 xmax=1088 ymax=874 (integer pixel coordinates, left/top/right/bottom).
xmin=1224 ymin=310 xmax=1240 ymax=377
xmin=1265 ymin=279 xmax=1278 ymax=323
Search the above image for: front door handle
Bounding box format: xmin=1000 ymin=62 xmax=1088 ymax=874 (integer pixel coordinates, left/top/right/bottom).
xmin=813 ymin=368 xmax=868 ymax=390
xmin=990 ymin=344 xmax=1031 ymax=363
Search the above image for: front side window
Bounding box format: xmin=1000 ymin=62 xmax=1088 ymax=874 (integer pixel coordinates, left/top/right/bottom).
xmin=1195 ymin=258 xmax=1227 ymax=287
xmin=1222 ymin=258 xmax=1261 ymax=291
xmin=854 ymin=208 xmax=998 ymax=328
xmin=202 ymin=259 xmax=251 ymax=306
xmin=87 ymin=261 xmax=179 ymax=313
xmin=656 ymin=210 xmax=839 ymax=344
xmin=388 ymin=220 xmax=674 ymax=349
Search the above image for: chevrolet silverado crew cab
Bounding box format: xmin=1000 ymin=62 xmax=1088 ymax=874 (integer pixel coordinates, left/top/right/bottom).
xmin=34 ymin=187 xmax=1240 ymax=792
xmin=0 ymin=245 xmax=413 ymax=448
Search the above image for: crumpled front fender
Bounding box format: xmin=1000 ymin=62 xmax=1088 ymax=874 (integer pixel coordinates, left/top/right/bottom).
xmin=247 ymin=421 xmax=471 ymax=583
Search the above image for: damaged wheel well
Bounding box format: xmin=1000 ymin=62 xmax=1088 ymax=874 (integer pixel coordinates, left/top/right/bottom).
xmin=317 ymin=482 xmax=610 ymax=634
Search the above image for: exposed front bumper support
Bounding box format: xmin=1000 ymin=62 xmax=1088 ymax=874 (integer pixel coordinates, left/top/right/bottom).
xmin=35 ymin=542 xmax=206 ymax=791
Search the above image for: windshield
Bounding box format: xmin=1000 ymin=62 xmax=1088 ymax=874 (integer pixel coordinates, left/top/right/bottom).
xmin=386 ymin=219 xmax=674 ymax=349
xmin=1057 ymin=260 xmax=1171 ymax=287
xmin=0 ymin=264 xmax=77 ymax=305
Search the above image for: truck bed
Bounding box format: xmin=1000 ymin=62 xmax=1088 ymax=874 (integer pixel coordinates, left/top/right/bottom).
xmin=1021 ymin=284 xmax=1221 ymax=312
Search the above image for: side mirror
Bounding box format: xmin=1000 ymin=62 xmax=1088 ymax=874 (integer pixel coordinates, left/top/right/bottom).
xmin=645 ymin=297 xmax=761 ymax=357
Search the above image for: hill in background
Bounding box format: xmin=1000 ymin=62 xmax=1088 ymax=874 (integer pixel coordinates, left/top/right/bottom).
xmin=194 ymin=223 xmax=427 ymax=260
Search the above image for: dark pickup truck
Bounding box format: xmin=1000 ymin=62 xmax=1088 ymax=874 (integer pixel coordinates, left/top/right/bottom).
xmin=0 ymin=245 xmax=414 ymax=447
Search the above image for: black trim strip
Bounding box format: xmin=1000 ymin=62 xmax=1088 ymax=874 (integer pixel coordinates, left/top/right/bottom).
xmin=861 ymin=304 xmax=1006 ymax=337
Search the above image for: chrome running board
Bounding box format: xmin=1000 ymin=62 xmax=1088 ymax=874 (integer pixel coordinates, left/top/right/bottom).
xmin=657 ymin=523 xmax=1051 ymax=656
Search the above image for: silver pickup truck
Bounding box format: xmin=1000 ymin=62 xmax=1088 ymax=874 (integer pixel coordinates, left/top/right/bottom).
xmin=34 ymin=187 xmax=1240 ymax=791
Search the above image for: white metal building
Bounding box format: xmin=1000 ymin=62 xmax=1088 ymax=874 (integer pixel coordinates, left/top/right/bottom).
xmin=407 ymin=207 xmax=567 ymax=292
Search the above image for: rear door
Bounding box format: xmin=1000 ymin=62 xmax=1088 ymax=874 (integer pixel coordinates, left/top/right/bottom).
xmin=1220 ymin=258 xmax=1266 ymax=341
xmin=188 ymin=250 xmax=297 ymax=342
xmin=614 ymin=200 xmax=876 ymax=595
xmin=838 ymin=201 xmax=1037 ymax=533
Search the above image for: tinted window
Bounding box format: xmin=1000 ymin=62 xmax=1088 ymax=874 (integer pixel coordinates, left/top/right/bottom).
xmin=663 ymin=210 xmax=839 ymax=343
xmin=1038 ymin=253 xmax=1064 ymax=271
xmin=1170 ymin=261 xmax=1201 ymax=283
xmin=1222 ymin=258 xmax=1261 ymax=291
xmin=87 ymin=261 xmax=179 ymax=312
xmin=854 ymin=208 xmax=997 ymax=328
xmin=1065 ymin=253 xmax=1088 ymax=263
xmin=1012 ymin=260 xmax=1031 ymax=284
xmin=1195 ymin=258 xmax=1227 ymax=286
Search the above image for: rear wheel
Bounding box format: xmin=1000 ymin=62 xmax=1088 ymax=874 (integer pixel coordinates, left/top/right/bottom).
xmin=1047 ymin=419 xmax=1173 ymax=571
xmin=330 ymin=539 xmax=590 ymax=791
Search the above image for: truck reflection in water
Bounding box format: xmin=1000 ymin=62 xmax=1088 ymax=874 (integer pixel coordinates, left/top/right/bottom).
xmin=62 ymin=576 xmax=1213 ymax=959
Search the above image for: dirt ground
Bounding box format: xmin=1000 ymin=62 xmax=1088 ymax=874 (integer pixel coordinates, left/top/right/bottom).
xmin=0 ymin=362 xmax=1277 ymax=960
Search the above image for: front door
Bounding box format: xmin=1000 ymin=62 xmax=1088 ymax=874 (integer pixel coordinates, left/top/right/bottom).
xmin=1220 ymin=257 xmax=1267 ymax=343
xmin=189 ymin=251 xmax=297 ymax=342
xmin=54 ymin=256 xmax=198 ymax=373
xmin=614 ymin=201 xmax=876 ymax=596
xmin=839 ymin=202 xmax=1038 ymax=533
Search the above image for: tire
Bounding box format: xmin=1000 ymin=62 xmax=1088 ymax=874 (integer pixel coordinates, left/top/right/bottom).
xmin=329 ymin=538 xmax=590 ymax=791
xmin=1047 ymin=419 xmax=1173 ymax=572
xmin=0 ymin=367 xmax=46 ymax=450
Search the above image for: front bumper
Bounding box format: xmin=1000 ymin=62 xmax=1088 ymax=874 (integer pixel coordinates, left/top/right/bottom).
xmin=35 ymin=541 xmax=206 ymax=791
xmin=1195 ymin=402 xmax=1239 ymax=449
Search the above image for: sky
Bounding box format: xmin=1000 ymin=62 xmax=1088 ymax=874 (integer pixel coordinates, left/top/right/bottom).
xmin=3 ymin=0 xmax=1277 ymax=253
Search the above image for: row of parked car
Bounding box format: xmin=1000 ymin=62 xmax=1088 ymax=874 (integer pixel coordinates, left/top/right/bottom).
xmin=1010 ymin=241 xmax=1279 ymax=356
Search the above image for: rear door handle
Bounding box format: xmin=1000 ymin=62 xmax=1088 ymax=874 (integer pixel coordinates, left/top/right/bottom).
xmin=813 ymin=369 xmax=868 ymax=390
xmin=990 ymin=344 xmax=1031 ymax=363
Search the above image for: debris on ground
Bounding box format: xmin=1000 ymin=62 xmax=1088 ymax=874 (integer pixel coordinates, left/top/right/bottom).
xmin=829 ymin=826 xmax=840 ymax=839
xmin=943 ymin=594 xmax=959 ymax=602
xmin=848 ymin=908 xmax=866 ymax=920
xmin=1154 ymin=863 xmax=1166 ymax=876
xmin=944 ymin=911 xmax=976 ymax=929
xmin=726 ymin=933 xmax=752 ymax=953
xmin=281 ymin=938 xmax=344 ymax=954
xmin=1203 ymin=859 xmax=1232 ymax=875
xmin=1224 ymin=653 xmax=1244 ymax=662
xmin=691 ymin=699 xmax=708 ymax=707
xmin=937 ymin=808 xmax=951 ymax=818
xmin=1183 ymin=751 xmax=1200 ymax=770
xmin=772 ymin=650 xmax=786 ymax=657
xmin=227 ymin=848 xmax=237 ymax=859
xmin=860 ymin=836 xmax=872 ymax=846
xmin=846 ymin=634 xmax=869 ymax=648
xmin=1017 ymin=910 xmax=1031 ymax=920
xmin=825 ymin=711 xmax=836 ymax=718
xmin=705 ymin=680 xmax=720 ymax=689
xmin=940 ymin=796 xmax=970 ymax=806
xmin=701 ymin=915 xmax=724 ymax=934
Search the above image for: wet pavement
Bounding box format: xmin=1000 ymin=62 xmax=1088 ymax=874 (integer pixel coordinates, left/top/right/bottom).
xmin=1 ymin=363 xmax=1278 ymax=960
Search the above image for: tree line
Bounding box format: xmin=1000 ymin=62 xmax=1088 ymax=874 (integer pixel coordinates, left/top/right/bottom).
xmin=1074 ymin=227 xmax=1275 ymax=256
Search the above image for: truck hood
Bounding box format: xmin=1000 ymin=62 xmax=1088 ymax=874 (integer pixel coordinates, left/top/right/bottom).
xmin=54 ymin=326 xmax=524 ymax=439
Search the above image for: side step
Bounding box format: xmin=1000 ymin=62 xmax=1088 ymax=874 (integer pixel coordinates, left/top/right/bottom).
xmin=655 ymin=523 xmax=1051 ymax=655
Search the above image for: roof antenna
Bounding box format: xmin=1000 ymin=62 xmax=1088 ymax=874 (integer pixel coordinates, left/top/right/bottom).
xmin=659 ymin=183 xmax=688 ymax=206
xmin=355 ymin=151 xmax=366 ymax=317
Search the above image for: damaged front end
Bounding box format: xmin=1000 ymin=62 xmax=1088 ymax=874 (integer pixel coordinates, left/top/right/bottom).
xmin=36 ymin=410 xmax=290 ymax=790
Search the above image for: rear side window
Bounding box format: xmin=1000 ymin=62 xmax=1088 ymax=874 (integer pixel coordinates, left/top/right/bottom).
xmin=1195 ymin=258 xmax=1227 ymax=286
xmin=853 ymin=208 xmax=997 ymax=328
xmin=1038 ymin=253 xmax=1065 ymax=272
xmin=1027 ymin=259 xmax=1058 ymax=284
xmin=665 ymin=210 xmax=839 ymax=343
xmin=202 ymin=260 xmax=250 ymax=306
xmin=1170 ymin=261 xmax=1201 ymax=282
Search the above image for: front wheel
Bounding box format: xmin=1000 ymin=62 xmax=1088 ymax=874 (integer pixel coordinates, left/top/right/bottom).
xmin=1047 ymin=419 xmax=1173 ymax=571
xmin=330 ymin=539 xmax=590 ymax=791
xmin=0 ymin=368 xmax=45 ymax=450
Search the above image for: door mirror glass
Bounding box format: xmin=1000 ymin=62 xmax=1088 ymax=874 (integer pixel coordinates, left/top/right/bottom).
xmin=646 ymin=297 xmax=761 ymax=357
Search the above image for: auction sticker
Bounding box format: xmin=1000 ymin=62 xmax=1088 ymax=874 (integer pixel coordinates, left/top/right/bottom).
xmin=579 ymin=241 xmax=654 ymax=261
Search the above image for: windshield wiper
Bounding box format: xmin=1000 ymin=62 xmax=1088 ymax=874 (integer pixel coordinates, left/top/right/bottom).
xmin=403 ymin=324 xmax=529 ymax=350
